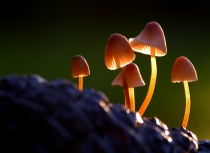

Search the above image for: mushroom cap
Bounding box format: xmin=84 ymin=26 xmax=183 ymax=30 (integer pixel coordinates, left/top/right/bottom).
xmin=171 ymin=56 xmax=197 ymax=83
xmin=70 ymin=55 xmax=90 ymax=78
xmin=129 ymin=21 xmax=167 ymax=57
xmin=105 ymin=33 xmax=135 ymax=70
xmin=111 ymin=63 xmax=145 ymax=88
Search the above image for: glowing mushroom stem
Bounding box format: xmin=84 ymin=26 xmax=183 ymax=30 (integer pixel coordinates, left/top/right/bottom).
xmin=70 ymin=55 xmax=90 ymax=91
xmin=129 ymin=88 xmax=135 ymax=111
xmin=182 ymin=81 xmax=190 ymax=128
xmin=111 ymin=63 xmax=145 ymax=111
xmin=171 ymin=56 xmax=197 ymax=129
xmin=121 ymin=66 xmax=130 ymax=109
xmin=78 ymin=76 xmax=83 ymax=91
xmin=139 ymin=48 xmax=157 ymax=116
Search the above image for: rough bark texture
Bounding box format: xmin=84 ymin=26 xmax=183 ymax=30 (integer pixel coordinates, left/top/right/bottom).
xmin=0 ymin=74 xmax=208 ymax=153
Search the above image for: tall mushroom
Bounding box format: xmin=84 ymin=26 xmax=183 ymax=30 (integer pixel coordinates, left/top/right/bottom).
xmin=70 ymin=55 xmax=90 ymax=91
xmin=111 ymin=63 xmax=145 ymax=111
xmin=171 ymin=56 xmax=198 ymax=129
xmin=105 ymin=33 xmax=135 ymax=108
xmin=129 ymin=21 xmax=167 ymax=116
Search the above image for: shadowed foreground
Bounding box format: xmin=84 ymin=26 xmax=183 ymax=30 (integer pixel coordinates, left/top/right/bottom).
xmin=0 ymin=74 xmax=209 ymax=153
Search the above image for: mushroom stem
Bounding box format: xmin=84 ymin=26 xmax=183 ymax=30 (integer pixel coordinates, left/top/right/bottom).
xmin=182 ymin=81 xmax=190 ymax=128
xmin=139 ymin=48 xmax=157 ymax=116
xmin=78 ymin=76 xmax=83 ymax=91
xmin=129 ymin=88 xmax=135 ymax=111
xmin=121 ymin=66 xmax=130 ymax=109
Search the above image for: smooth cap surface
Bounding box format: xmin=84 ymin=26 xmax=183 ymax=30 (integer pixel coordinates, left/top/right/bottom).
xmin=171 ymin=56 xmax=197 ymax=82
xmin=105 ymin=33 xmax=135 ymax=70
xmin=111 ymin=63 xmax=145 ymax=87
xmin=129 ymin=21 xmax=167 ymax=57
xmin=70 ymin=55 xmax=90 ymax=78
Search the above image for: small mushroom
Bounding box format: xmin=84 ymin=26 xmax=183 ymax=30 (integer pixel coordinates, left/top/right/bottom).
xmin=171 ymin=56 xmax=198 ymax=129
xmin=129 ymin=21 xmax=167 ymax=116
xmin=105 ymin=33 xmax=135 ymax=108
xmin=111 ymin=63 xmax=145 ymax=111
xmin=70 ymin=55 xmax=90 ymax=91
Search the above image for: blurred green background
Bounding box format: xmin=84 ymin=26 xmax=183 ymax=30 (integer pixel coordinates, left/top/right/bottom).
xmin=1 ymin=0 xmax=210 ymax=140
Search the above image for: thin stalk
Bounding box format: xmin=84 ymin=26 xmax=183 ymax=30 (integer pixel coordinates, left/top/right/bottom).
xmin=139 ymin=48 xmax=157 ymax=116
xmin=182 ymin=81 xmax=190 ymax=128
xmin=129 ymin=88 xmax=135 ymax=111
xmin=78 ymin=76 xmax=83 ymax=91
xmin=122 ymin=66 xmax=130 ymax=109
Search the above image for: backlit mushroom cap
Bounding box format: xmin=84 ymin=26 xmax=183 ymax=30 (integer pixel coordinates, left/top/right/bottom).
xmin=129 ymin=21 xmax=167 ymax=57
xmin=70 ymin=55 xmax=90 ymax=78
xmin=105 ymin=33 xmax=135 ymax=70
xmin=111 ymin=63 xmax=145 ymax=87
xmin=171 ymin=56 xmax=197 ymax=83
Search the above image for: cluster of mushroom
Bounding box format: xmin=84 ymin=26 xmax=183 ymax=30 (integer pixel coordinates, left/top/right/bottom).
xmin=70 ymin=21 xmax=198 ymax=130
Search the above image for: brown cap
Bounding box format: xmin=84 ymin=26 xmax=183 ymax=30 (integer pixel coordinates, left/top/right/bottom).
xmin=105 ymin=33 xmax=135 ymax=70
xmin=171 ymin=56 xmax=197 ymax=82
xmin=111 ymin=63 xmax=145 ymax=87
xmin=129 ymin=21 xmax=167 ymax=57
xmin=70 ymin=55 xmax=90 ymax=78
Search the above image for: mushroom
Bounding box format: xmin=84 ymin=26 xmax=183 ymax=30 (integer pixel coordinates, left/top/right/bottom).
xmin=111 ymin=63 xmax=145 ymax=112
xmin=105 ymin=33 xmax=135 ymax=108
xmin=129 ymin=21 xmax=167 ymax=116
xmin=171 ymin=56 xmax=198 ymax=129
xmin=70 ymin=55 xmax=90 ymax=91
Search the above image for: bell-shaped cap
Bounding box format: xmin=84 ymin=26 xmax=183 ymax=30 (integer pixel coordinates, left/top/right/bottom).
xmin=70 ymin=55 xmax=90 ymax=78
xmin=111 ymin=63 xmax=145 ymax=87
xmin=129 ymin=21 xmax=167 ymax=57
xmin=105 ymin=33 xmax=135 ymax=70
xmin=171 ymin=56 xmax=197 ymax=82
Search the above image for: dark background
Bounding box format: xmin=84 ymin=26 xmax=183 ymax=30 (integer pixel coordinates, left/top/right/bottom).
xmin=1 ymin=0 xmax=210 ymax=140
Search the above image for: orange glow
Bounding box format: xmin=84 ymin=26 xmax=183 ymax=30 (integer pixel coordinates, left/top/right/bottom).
xmin=171 ymin=56 xmax=198 ymax=129
xmin=111 ymin=63 xmax=145 ymax=110
xmin=104 ymin=33 xmax=135 ymax=70
xmin=128 ymin=21 xmax=167 ymax=116
xmin=70 ymin=55 xmax=90 ymax=91
xmin=129 ymin=88 xmax=135 ymax=111
xmin=182 ymin=81 xmax=190 ymax=128
xmin=111 ymin=63 xmax=145 ymax=88
xmin=171 ymin=56 xmax=197 ymax=82
xmin=78 ymin=76 xmax=83 ymax=91
xmin=129 ymin=21 xmax=167 ymax=57
xmin=70 ymin=55 xmax=90 ymax=78
xmin=139 ymin=49 xmax=157 ymax=116
xmin=122 ymin=66 xmax=130 ymax=109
